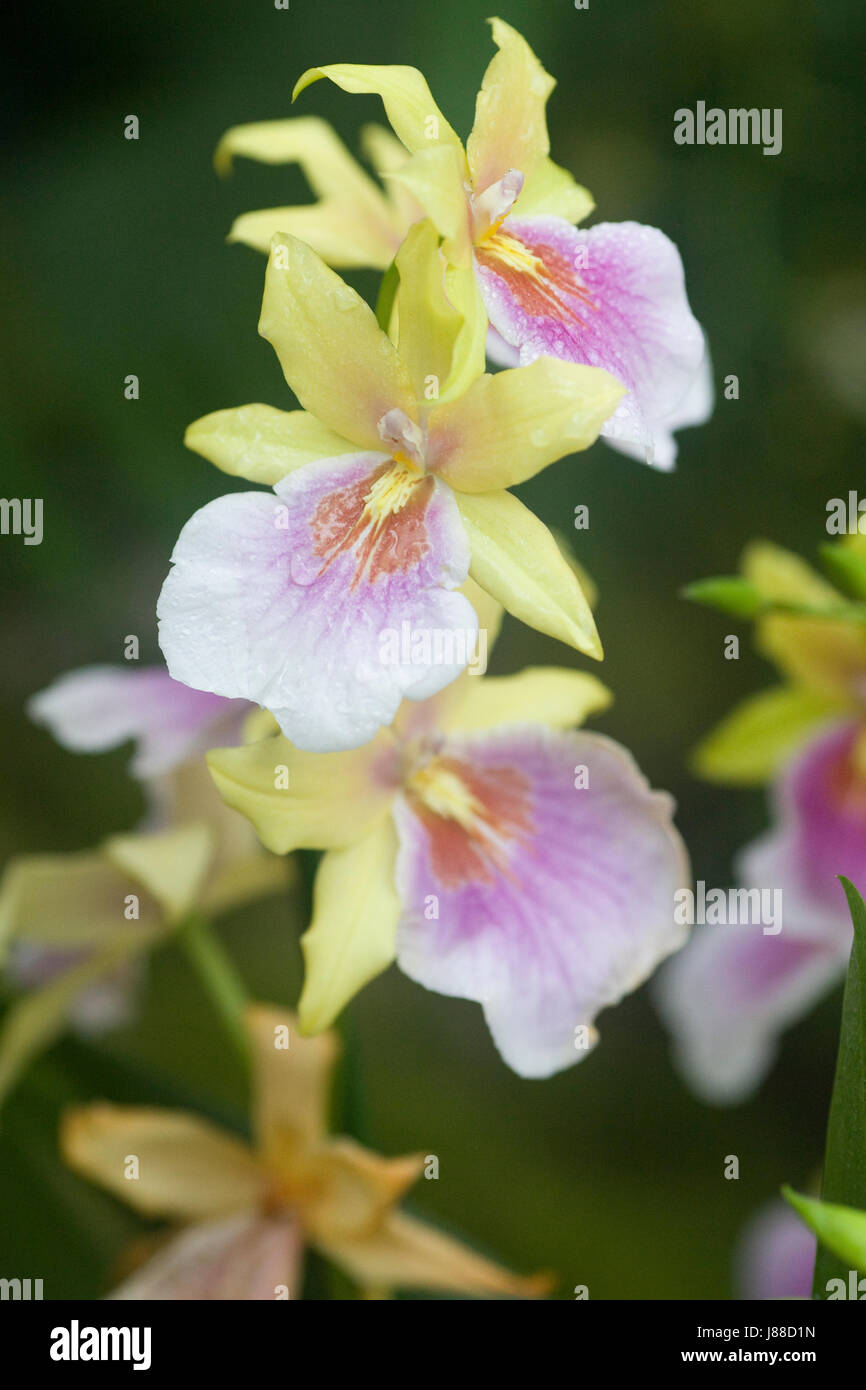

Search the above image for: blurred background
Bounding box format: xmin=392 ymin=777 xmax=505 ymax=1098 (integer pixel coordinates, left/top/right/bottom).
xmin=1 ymin=0 xmax=864 ymax=1297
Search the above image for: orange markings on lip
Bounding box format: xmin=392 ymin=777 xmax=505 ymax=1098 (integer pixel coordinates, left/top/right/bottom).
xmin=475 ymin=231 xmax=598 ymax=329
xmin=310 ymin=463 xmax=433 ymax=589
xmin=409 ymin=757 xmax=534 ymax=890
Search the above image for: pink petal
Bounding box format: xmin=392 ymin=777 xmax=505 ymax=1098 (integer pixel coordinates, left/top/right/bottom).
xmin=736 ymin=1202 xmax=816 ymax=1300
xmin=111 ymin=1213 xmax=303 ymax=1300
xmin=28 ymin=666 xmax=249 ymax=779
xmin=158 ymin=454 xmax=475 ymax=753
xmin=656 ymin=722 xmax=860 ymax=1103
xmin=393 ymin=727 xmax=688 ymax=1077
xmin=475 ymin=218 xmax=709 ymax=467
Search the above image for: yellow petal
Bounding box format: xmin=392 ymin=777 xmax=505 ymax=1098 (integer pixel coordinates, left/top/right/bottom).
xmin=215 ymin=115 xmax=381 ymax=198
xmin=0 ymin=935 xmax=162 ymax=1106
xmin=457 ymin=490 xmax=603 ymax=658
xmin=691 ymin=685 xmax=846 ymax=785
xmin=155 ymin=757 xmax=288 ymax=915
xmin=0 ymin=850 xmax=160 ymax=955
xmin=440 ymin=264 xmax=489 ymax=402
xmin=104 ymin=823 xmax=215 ymax=922
xmin=742 ymin=539 xmax=841 ymax=606
xmin=246 ymin=1005 xmax=339 ymax=1164
xmin=514 ymin=155 xmax=595 ymax=224
xmin=229 ymin=204 xmax=399 ymax=270
xmin=466 ymin=18 xmax=554 ymax=194
xmin=386 ymin=145 xmax=471 ymax=262
xmin=744 ymin=540 xmax=866 ymax=700
xmin=61 ymin=1105 xmax=264 ymax=1220
xmin=216 ymin=116 xmax=401 ymax=268
xmin=359 ymin=122 xmax=421 ymax=226
xmin=393 ymin=220 xmax=466 ymax=405
xmin=293 ymin=63 xmax=464 ymax=159
xmin=427 ymin=358 xmax=624 ymax=493
xmin=443 ymin=667 xmax=612 ymax=735
xmin=300 ymin=1139 xmax=424 ymax=1244
xmin=207 ymin=732 xmax=396 ymax=855
xmin=299 ymin=819 xmax=401 ymax=1034
xmin=322 ymin=1208 xmax=550 ymax=1298
xmin=259 ymin=234 xmax=417 ymax=450
xmin=185 ymin=406 xmax=355 ymax=486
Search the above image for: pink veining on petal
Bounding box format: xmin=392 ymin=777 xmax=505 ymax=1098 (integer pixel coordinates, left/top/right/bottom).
xmin=309 ymin=462 xmax=434 ymax=590
xmin=475 ymin=216 xmax=709 ymax=464
xmin=405 ymin=755 xmax=534 ymax=889
xmin=394 ymin=726 xmax=688 ymax=1078
xmin=158 ymin=452 xmax=475 ymax=752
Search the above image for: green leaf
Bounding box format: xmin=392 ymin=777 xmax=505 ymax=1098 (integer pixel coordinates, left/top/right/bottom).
xmin=684 ymin=575 xmax=866 ymax=624
xmin=820 ymin=544 xmax=866 ymax=601
xmin=682 ymin=576 xmax=766 ymax=618
xmin=811 ymin=877 xmax=866 ymax=1296
xmin=783 ymin=1188 xmax=866 ymax=1276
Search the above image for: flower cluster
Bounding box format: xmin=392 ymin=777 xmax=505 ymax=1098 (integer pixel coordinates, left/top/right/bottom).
xmin=1 ymin=19 xmax=712 ymax=1299
xmin=657 ymin=534 xmax=866 ymax=1101
xmin=150 ymin=20 xmax=706 ymax=1081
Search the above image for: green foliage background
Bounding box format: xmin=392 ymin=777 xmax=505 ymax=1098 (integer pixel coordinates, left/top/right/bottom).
xmin=1 ymin=0 xmax=863 ymax=1297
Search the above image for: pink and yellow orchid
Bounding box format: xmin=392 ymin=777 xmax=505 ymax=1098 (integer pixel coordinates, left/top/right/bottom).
xmin=291 ymin=18 xmax=711 ymax=469
xmin=207 ymin=588 xmax=689 ymax=1079
xmin=657 ymin=537 xmax=866 ymax=1101
xmin=158 ymin=221 xmax=623 ymax=754
xmin=61 ymin=1005 xmax=547 ymax=1299
xmin=0 ymin=665 xmax=288 ymax=1102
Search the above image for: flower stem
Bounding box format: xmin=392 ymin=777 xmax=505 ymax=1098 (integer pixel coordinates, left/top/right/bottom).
xmin=179 ymin=914 xmax=249 ymax=1067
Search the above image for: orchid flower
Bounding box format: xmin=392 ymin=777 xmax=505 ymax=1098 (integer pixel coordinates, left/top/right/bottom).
xmin=656 ymin=537 xmax=866 ymax=1101
xmin=206 ymin=586 xmax=689 ymax=1079
xmin=215 ymin=116 xmax=419 ymax=268
xmin=61 ymin=1005 xmax=546 ymax=1299
xmin=0 ymin=665 xmax=289 ymax=1102
xmin=735 ymin=1201 xmax=816 ymax=1300
xmin=157 ymin=220 xmax=623 ymax=754
xmin=657 ymin=721 xmax=861 ymax=1101
xmin=294 ymin=17 xmax=712 ymax=469
xmin=690 ymin=538 xmax=866 ymax=786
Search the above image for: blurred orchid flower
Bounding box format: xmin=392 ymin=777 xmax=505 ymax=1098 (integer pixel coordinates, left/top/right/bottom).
xmin=158 ymin=222 xmax=623 ymax=754
xmin=691 ymin=538 xmax=866 ymax=787
xmin=206 ymin=586 xmax=689 ymax=1079
xmin=735 ymin=1200 xmax=816 ymax=1300
xmin=0 ymin=666 xmax=289 ymax=1102
xmin=61 ymin=1005 xmax=547 ymax=1299
xmin=657 ymin=721 xmax=860 ymax=1101
xmin=215 ymin=116 xmax=420 ymax=269
xmin=657 ymin=536 xmax=866 ymax=1101
xmin=294 ymin=17 xmax=712 ymax=469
